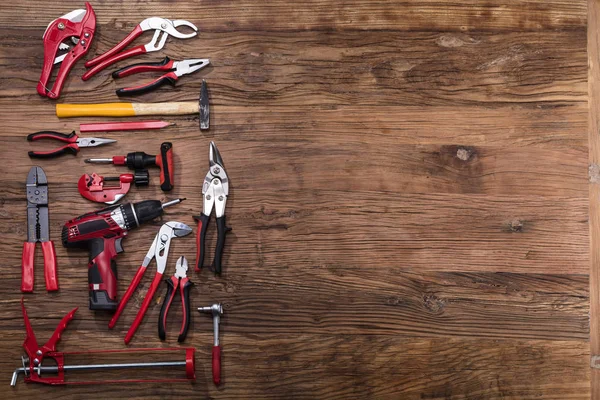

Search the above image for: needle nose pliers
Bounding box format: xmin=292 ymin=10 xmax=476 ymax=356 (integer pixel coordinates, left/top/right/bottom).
xmin=159 ymin=256 xmax=193 ymax=342
xmin=112 ymin=57 xmax=210 ymax=96
xmin=27 ymin=131 xmax=115 ymax=159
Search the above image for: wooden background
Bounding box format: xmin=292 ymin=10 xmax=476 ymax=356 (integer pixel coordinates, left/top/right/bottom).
xmin=0 ymin=0 xmax=594 ymax=398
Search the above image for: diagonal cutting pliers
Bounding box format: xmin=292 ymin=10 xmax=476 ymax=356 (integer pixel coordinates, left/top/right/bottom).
xmin=27 ymin=131 xmax=115 ymax=159
xmin=194 ymin=142 xmax=231 ymax=274
xmin=158 ymin=256 xmax=193 ymax=342
xmin=112 ymin=57 xmax=210 ymax=96
xmin=82 ymin=17 xmax=198 ymax=80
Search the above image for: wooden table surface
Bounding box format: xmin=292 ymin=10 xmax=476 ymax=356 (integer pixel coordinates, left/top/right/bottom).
xmin=0 ymin=1 xmax=595 ymax=398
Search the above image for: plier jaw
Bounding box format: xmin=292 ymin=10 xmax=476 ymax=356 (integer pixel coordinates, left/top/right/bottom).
xmin=194 ymin=142 xmax=231 ymax=274
xmin=37 ymin=2 xmax=96 ymax=99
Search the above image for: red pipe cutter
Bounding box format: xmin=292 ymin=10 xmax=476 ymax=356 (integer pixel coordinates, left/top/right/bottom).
xmin=38 ymin=3 xmax=96 ymax=99
xmin=78 ymin=171 xmax=149 ymax=204
xmin=82 ymin=17 xmax=197 ymax=80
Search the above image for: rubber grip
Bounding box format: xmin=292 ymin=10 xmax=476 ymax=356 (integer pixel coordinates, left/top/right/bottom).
xmin=112 ymin=57 xmax=174 ymax=78
xmin=116 ymin=73 xmax=178 ymax=97
xmin=56 ymin=103 xmax=136 ymax=118
xmin=212 ymin=346 xmax=221 ymax=385
xmin=156 ymin=142 xmax=174 ymax=191
xmin=178 ymin=277 xmax=193 ymax=342
xmin=193 ymin=213 xmax=210 ymax=272
xmin=21 ymin=242 xmax=35 ymax=293
xmin=28 ymin=143 xmax=79 ymax=158
xmin=82 ymin=45 xmax=147 ymax=80
xmin=158 ymin=276 xmax=178 ymax=340
xmin=108 ymin=265 xmax=146 ymax=329
xmin=124 ymin=271 xmax=163 ymax=344
xmin=27 ymin=131 xmax=77 ymax=143
xmin=42 ymin=241 xmax=59 ymax=291
xmin=214 ymin=215 xmax=229 ymax=275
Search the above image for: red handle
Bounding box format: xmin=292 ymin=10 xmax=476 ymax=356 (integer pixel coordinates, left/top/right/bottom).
xmin=124 ymin=271 xmax=163 ymax=344
xmin=82 ymin=45 xmax=147 ymax=81
xmin=108 ymin=265 xmax=146 ymax=329
xmin=42 ymin=241 xmax=59 ymax=291
xmin=212 ymin=346 xmax=221 ymax=385
xmin=113 ymin=58 xmax=176 ymax=78
xmin=21 ymin=242 xmax=35 ymax=293
xmin=85 ymin=25 xmax=143 ymax=68
xmin=87 ymin=237 xmax=120 ymax=310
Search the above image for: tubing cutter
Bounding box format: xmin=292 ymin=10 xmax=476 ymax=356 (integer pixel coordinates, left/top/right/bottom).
xmin=78 ymin=171 xmax=149 ymax=204
xmin=38 ymin=3 xmax=96 ymax=98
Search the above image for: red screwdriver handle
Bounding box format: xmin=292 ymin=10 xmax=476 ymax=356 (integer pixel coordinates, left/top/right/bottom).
xmin=42 ymin=241 xmax=59 ymax=292
xmin=109 ymin=265 xmax=146 ymax=329
xmin=212 ymin=345 xmax=221 ymax=385
xmin=156 ymin=142 xmax=174 ymax=191
xmin=124 ymin=271 xmax=163 ymax=344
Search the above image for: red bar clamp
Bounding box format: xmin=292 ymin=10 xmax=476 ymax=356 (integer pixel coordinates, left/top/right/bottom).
xmin=38 ymin=3 xmax=96 ymax=99
xmin=78 ymin=171 xmax=149 ymax=204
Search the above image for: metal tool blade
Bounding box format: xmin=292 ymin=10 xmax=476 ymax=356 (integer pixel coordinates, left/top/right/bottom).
xmin=25 ymin=167 xmax=50 ymax=242
xmin=200 ymin=80 xmax=209 ymax=130
xmin=174 ymin=256 xmax=188 ymax=278
xmin=43 ymin=9 xmax=86 ymax=38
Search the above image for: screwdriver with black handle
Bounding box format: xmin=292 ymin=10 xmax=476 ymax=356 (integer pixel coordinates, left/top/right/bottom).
xmin=85 ymin=142 xmax=174 ymax=191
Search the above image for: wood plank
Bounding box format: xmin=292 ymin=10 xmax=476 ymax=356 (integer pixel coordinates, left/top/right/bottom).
xmin=0 ymin=104 xmax=588 ymax=149
xmin=0 ymin=30 xmax=588 ymax=105
xmin=589 ymin=0 xmax=599 ymax=397
xmin=1 ymin=335 xmax=590 ymax=399
xmin=0 ymin=0 xmax=586 ymax=32
xmin=0 ymin=188 xmax=589 ymax=275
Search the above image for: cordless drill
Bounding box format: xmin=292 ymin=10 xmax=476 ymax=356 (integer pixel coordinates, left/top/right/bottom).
xmin=62 ymin=198 xmax=184 ymax=311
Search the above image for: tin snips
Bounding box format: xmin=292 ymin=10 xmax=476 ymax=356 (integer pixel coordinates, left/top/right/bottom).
xmin=38 ymin=3 xmax=96 ymax=99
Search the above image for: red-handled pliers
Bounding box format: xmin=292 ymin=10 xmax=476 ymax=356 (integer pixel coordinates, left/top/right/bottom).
xmin=112 ymin=57 xmax=210 ymax=96
xmin=158 ymin=256 xmax=193 ymax=342
xmin=82 ymin=17 xmax=198 ymax=80
xmin=27 ymin=131 xmax=116 ymax=159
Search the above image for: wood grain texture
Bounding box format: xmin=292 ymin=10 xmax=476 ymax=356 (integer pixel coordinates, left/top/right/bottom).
xmin=0 ymin=0 xmax=591 ymax=398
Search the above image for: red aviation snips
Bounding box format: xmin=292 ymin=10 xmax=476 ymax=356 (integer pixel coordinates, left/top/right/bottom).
xmin=38 ymin=3 xmax=96 ymax=99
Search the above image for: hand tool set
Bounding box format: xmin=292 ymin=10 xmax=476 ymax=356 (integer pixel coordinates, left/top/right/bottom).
xmin=18 ymin=2 xmax=229 ymax=389
xmin=78 ymin=170 xmax=149 ymax=204
xmin=85 ymin=142 xmax=175 ymax=191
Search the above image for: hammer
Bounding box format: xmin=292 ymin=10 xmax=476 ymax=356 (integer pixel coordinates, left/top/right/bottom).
xmin=56 ymin=80 xmax=210 ymax=129
xmin=198 ymin=303 xmax=223 ymax=385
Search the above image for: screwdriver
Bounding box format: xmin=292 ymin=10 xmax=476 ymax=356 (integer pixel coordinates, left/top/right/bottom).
xmin=85 ymin=142 xmax=174 ymax=191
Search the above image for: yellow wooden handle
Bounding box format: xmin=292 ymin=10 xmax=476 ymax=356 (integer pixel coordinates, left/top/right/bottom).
xmin=56 ymin=103 xmax=136 ymax=118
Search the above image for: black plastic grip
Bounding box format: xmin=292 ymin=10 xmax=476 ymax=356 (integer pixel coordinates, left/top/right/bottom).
xmin=158 ymin=277 xmax=177 ymax=341
xmin=194 ymin=213 xmax=210 ymax=271
xmin=116 ymin=75 xmax=177 ymax=97
xmin=28 ymin=145 xmax=79 ymax=158
xmin=159 ymin=142 xmax=174 ymax=192
xmin=27 ymin=130 xmax=77 ymax=142
xmin=214 ymin=215 xmax=230 ymax=275
xmin=112 ymin=57 xmax=172 ymax=78
xmin=178 ymin=279 xmax=193 ymax=342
